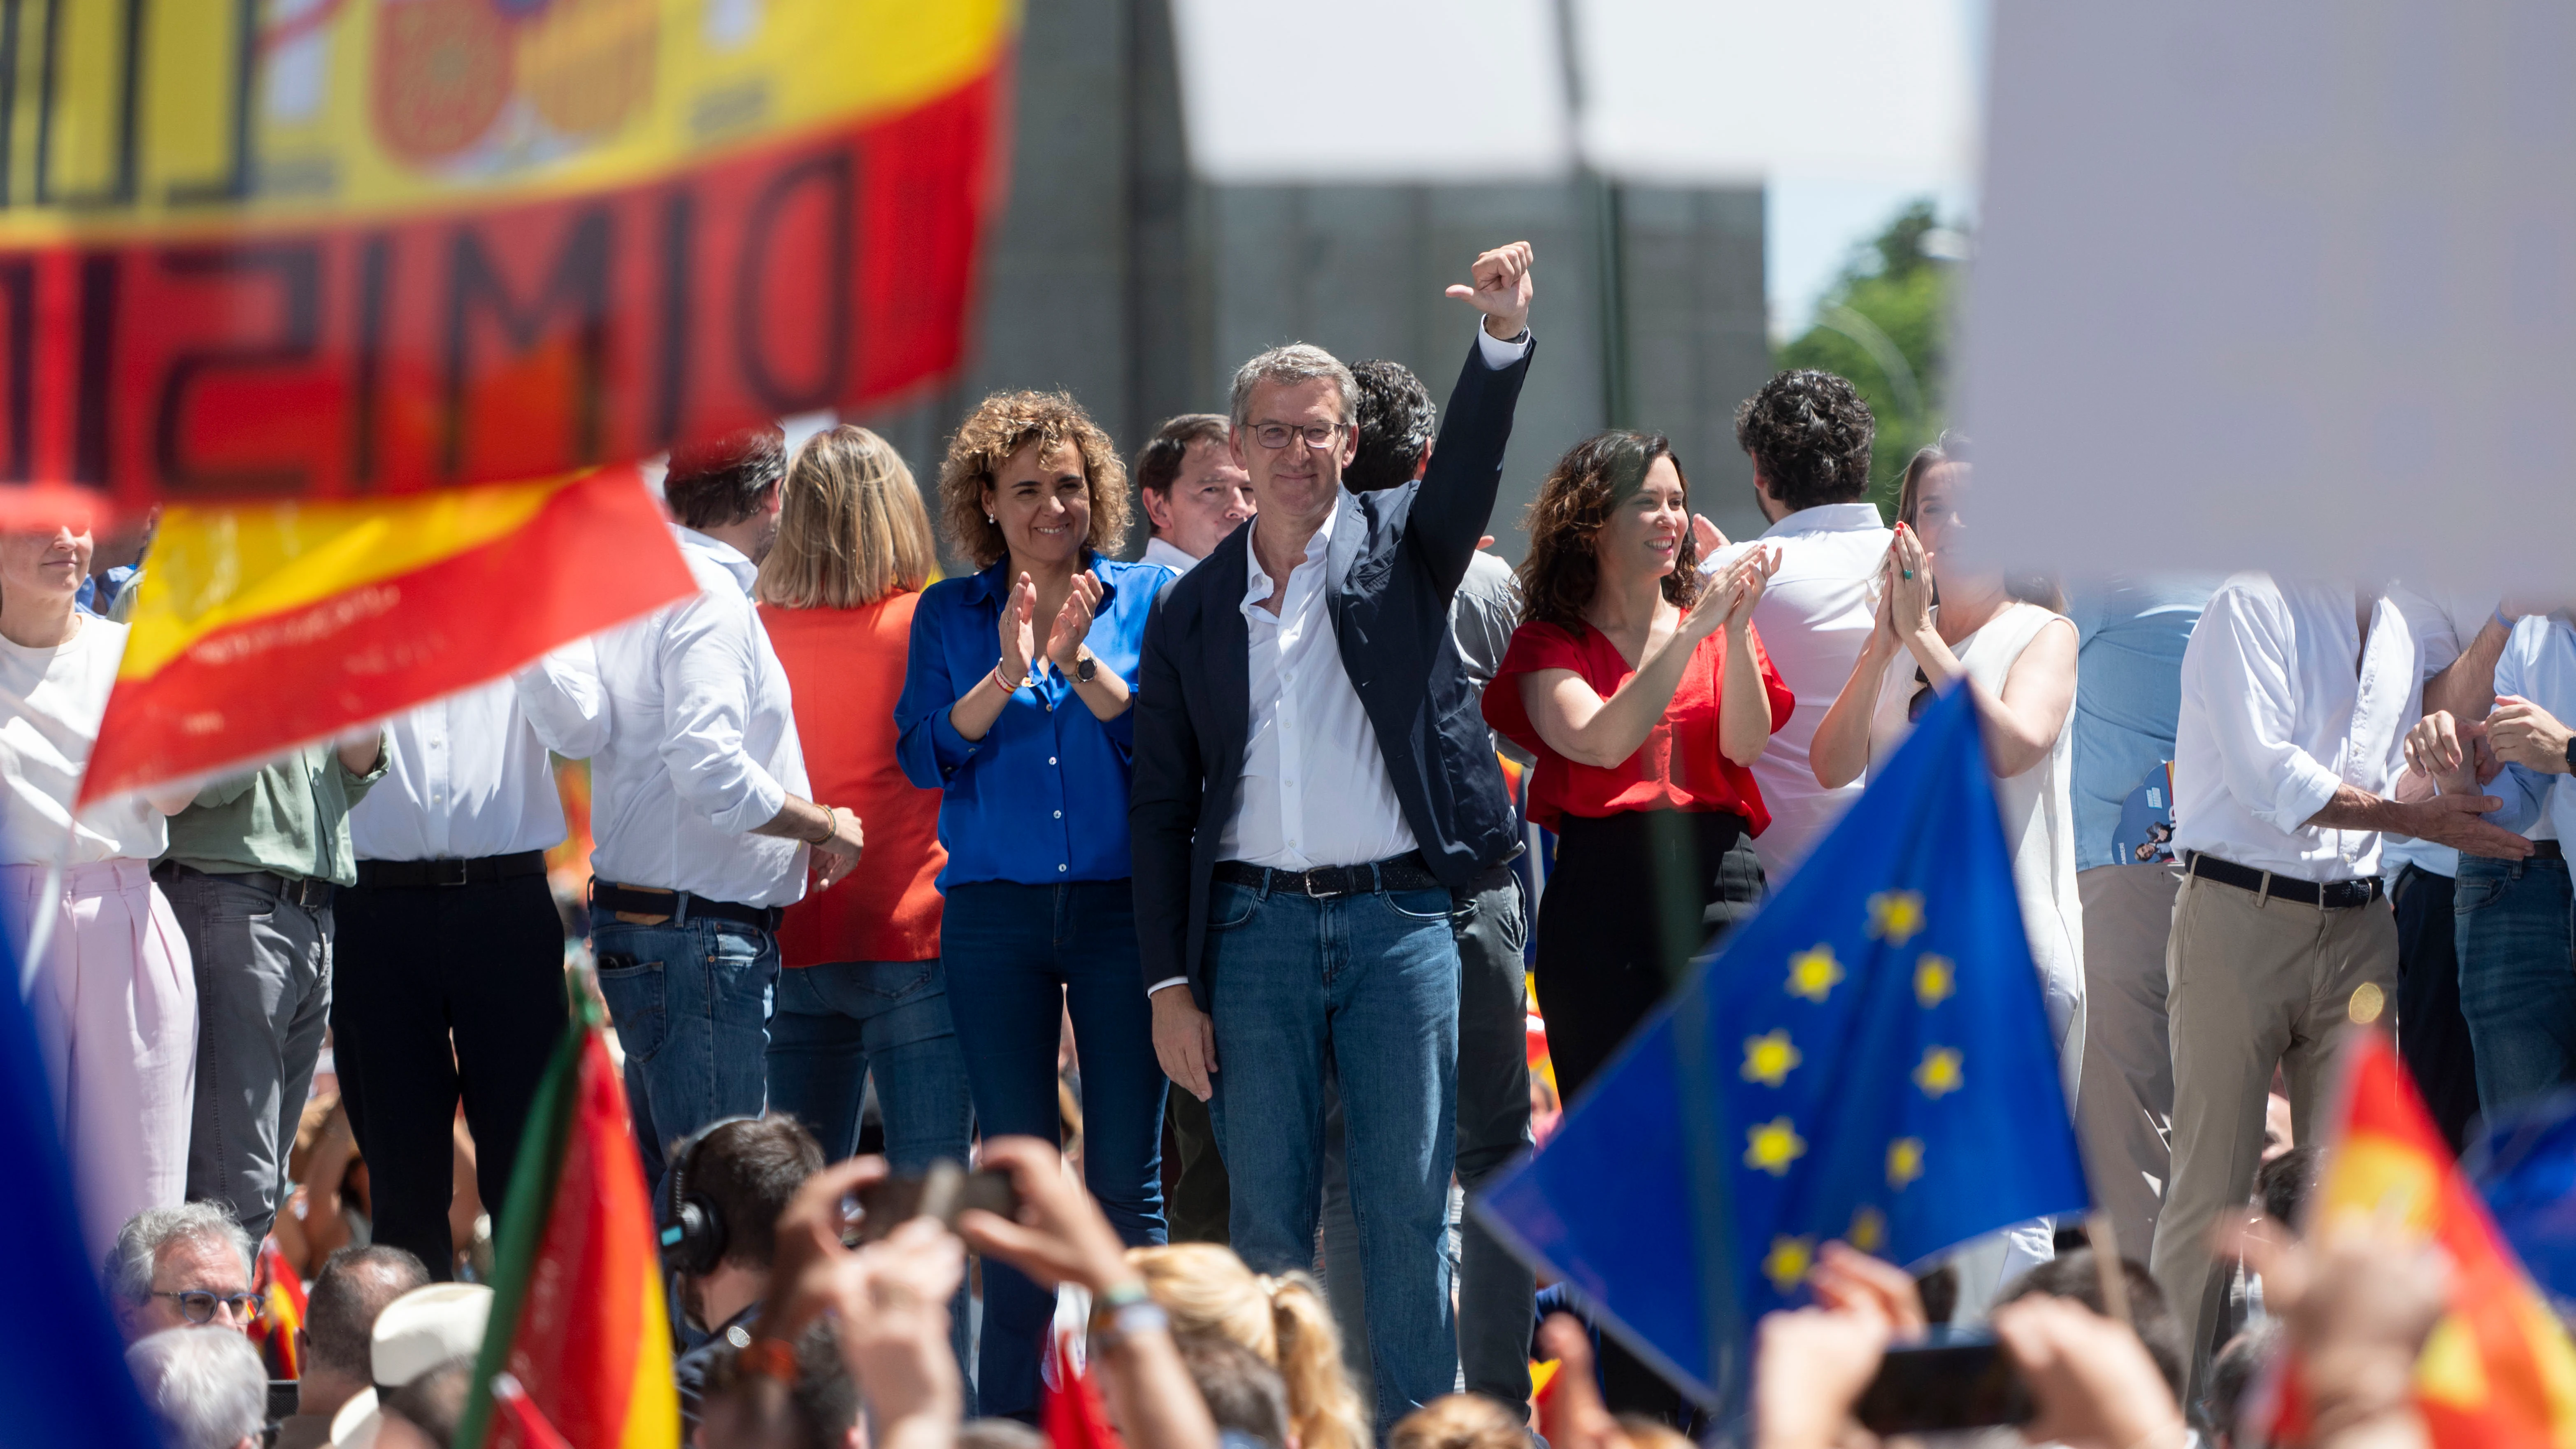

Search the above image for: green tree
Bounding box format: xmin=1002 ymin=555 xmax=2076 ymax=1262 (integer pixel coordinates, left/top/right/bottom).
xmin=1777 ymin=200 xmax=1959 ymax=518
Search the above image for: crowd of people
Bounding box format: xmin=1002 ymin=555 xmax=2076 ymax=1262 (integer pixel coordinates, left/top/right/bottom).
xmin=8 ymin=235 xmax=2564 ymax=1449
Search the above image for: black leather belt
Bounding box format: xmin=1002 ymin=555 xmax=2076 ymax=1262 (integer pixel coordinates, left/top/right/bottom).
xmin=356 ymin=850 xmax=550 ymax=889
xmin=2532 ymin=840 xmax=2565 ymax=861
xmin=1214 ymin=851 xmax=1445 ymax=900
xmin=2185 ymin=851 xmax=2383 ymax=909
xmin=589 ymin=879 xmax=784 ymax=933
xmin=153 ymin=861 xmax=334 ymax=911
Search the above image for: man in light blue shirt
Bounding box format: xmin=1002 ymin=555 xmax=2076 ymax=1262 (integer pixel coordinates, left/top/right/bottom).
xmin=2443 ymin=612 xmax=2576 ymax=1113
xmin=2063 ymin=575 xmax=2213 ymax=1266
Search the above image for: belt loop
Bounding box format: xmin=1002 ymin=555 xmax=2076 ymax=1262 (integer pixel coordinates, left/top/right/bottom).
xmin=2257 ymin=870 xmax=2274 ymax=908
xmin=1368 ymin=861 xmax=1384 ymax=896
xmin=672 ymin=890 xmax=694 ymax=926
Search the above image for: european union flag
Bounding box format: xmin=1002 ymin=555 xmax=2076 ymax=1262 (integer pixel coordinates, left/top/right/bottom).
xmin=2468 ymin=1089 xmax=2576 ymax=1316
xmin=1475 ymin=684 xmax=2090 ymax=1409
xmin=0 ymin=935 xmax=163 ymax=1445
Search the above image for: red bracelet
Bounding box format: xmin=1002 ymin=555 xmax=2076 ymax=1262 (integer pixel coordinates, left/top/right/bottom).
xmin=737 ymin=1336 xmax=800 ymax=1386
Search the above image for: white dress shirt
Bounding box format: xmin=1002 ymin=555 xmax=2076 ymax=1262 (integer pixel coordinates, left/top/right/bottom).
xmin=1706 ymin=502 xmax=1894 ymax=883
xmin=1142 ymin=536 xmax=1201 ymax=574
xmin=2172 ymin=574 xmax=2420 ymax=882
xmin=348 ymin=677 xmax=574 ymax=862
xmin=2380 ymin=585 xmax=2527 ymax=879
xmin=1216 ymin=489 xmax=1417 ymax=871
xmin=570 ymin=526 xmax=812 ymax=908
xmin=0 ymin=618 xmax=165 ymax=864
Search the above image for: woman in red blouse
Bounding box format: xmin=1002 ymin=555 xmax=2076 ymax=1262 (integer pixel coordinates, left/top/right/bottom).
xmin=1487 ymin=430 xmax=1792 ymax=1104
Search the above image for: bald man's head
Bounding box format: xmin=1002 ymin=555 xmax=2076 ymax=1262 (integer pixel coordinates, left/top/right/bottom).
xmin=304 ymin=1246 xmax=432 ymax=1383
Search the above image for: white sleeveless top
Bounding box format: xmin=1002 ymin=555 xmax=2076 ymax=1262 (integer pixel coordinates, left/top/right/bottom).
xmin=1867 ymin=601 xmax=2085 ymax=1098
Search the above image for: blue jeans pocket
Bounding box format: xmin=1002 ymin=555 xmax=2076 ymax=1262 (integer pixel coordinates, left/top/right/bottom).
xmin=595 ymin=953 xmax=668 ymax=1061
xmin=2455 ymin=871 xmax=2512 ymax=914
xmin=1208 ymin=883 xmax=1262 ymax=932
xmin=1381 ymin=886 xmax=1457 ymax=923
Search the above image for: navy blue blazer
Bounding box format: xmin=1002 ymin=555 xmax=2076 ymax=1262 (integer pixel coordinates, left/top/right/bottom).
xmin=1129 ymin=335 xmax=1533 ymax=1003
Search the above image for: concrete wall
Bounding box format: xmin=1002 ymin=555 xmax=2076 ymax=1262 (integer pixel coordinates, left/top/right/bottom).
xmin=858 ymin=0 xmax=1772 ymax=568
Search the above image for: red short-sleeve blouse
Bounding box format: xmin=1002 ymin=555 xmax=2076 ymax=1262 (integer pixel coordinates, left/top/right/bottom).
xmin=1484 ymin=619 xmax=1794 ymax=833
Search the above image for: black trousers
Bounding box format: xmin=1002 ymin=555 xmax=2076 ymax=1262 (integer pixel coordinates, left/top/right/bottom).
xmin=331 ymin=872 xmax=569 ymax=1278
xmin=2392 ymin=864 xmax=2481 ymax=1152
xmin=1533 ymin=808 xmax=1765 ymax=1422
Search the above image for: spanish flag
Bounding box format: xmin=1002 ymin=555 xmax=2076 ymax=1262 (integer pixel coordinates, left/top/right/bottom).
xmin=2274 ymin=1031 xmax=2576 ymax=1447
xmin=249 ymin=1241 xmax=309 ymax=1383
xmin=79 ymin=466 xmax=691 ymax=805
xmin=456 ymin=996 xmax=679 ymax=1449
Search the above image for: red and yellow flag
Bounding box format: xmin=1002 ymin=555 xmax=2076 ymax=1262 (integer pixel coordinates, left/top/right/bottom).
xmin=458 ymin=1002 xmax=677 ymax=1449
xmin=249 ymin=1240 xmax=308 ymax=1382
xmin=2273 ymin=1032 xmax=2576 ymax=1447
xmin=79 ymin=465 xmax=690 ymax=803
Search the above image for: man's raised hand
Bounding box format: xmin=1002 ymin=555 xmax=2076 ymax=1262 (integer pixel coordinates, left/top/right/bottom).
xmin=1446 ymin=241 xmax=1534 ymax=340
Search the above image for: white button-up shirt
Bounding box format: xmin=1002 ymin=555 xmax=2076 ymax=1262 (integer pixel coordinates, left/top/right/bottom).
xmin=1142 ymin=536 xmax=1201 ymax=575
xmin=348 ymin=677 xmax=574 ymax=862
xmin=1708 ymin=502 xmax=1895 ymax=883
xmin=2172 ymin=574 xmax=2420 ymax=882
xmin=557 ymin=526 xmax=811 ymax=908
xmin=1215 ymin=489 xmax=1418 ymax=872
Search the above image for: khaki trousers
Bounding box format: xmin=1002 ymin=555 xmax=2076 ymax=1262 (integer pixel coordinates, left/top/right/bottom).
xmin=2148 ymin=869 xmax=2396 ymax=1396
xmin=2074 ymin=864 xmax=2181 ymax=1273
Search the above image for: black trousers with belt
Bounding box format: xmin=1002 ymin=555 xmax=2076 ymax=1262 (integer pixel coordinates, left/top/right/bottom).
xmin=1534 ymin=807 xmax=1766 ymax=1423
xmin=330 ymin=863 xmax=568 ymax=1278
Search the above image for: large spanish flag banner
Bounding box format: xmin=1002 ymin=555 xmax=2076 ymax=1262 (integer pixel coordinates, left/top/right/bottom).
xmin=14 ymin=0 xmax=1013 ymax=795
xmin=456 ymin=995 xmax=677 ymax=1449
xmin=2268 ymin=1032 xmax=2576 ymax=1447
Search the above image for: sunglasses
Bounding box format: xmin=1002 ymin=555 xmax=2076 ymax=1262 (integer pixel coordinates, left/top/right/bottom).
xmin=1908 ymin=667 xmax=1934 ymax=723
xmin=155 ymin=1289 xmax=263 ymax=1325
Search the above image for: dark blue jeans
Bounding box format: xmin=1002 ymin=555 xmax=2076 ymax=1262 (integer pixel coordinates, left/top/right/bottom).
xmin=592 ymin=913 xmax=779 ymax=1187
xmin=941 ymin=881 xmax=1167 ymax=1420
xmin=2457 ymin=852 xmax=2576 ymax=1115
xmin=766 ymin=959 xmax=974 ymax=1169
xmin=1202 ymin=875 xmax=1460 ymax=1435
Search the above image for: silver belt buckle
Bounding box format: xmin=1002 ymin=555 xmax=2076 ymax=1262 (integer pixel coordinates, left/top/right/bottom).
xmin=1304 ymin=868 xmax=1331 ymax=899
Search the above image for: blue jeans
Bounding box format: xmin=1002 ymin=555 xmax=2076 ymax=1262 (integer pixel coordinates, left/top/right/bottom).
xmin=1203 ymin=875 xmax=1460 ymax=1435
xmin=942 ymin=881 xmax=1167 ymax=1420
xmin=2457 ymin=853 xmax=2576 ymax=1115
xmin=766 ymin=959 xmax=974 ymax=1169
xmin=593 ymin=914 xmax=779 ymax=1186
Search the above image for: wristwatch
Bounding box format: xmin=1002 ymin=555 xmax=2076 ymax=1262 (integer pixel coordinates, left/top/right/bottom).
xmin=1075 ymin=650 xmax=1098 ymax=684
xmin=2563 ymin=733 xmax=2575 ymax=774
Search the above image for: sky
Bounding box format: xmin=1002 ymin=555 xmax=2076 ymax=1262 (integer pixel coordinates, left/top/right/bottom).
xmin=1764 ymin=0 xmax=1988 ymax=343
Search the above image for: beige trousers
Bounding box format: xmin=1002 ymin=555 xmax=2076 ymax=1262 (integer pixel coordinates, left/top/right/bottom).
xmin=2074 ymin=864 xmax=2181 ymax=1272
xmin=2148 ymin=869 xmax=2396 ymax=1397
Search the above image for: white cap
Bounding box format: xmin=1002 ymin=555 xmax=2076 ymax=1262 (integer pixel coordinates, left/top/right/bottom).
xmin=330 ymin=1283 xmax=494 ymax=1448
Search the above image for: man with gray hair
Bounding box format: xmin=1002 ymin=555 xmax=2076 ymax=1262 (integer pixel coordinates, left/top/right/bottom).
xmin=126 ymin=1326 xmax=267 ymax=1449
xmin=108 ymin=1201 xmax=258 ymax=1342
xmin=1131 ymin=241 xmax=1536 ymax=1431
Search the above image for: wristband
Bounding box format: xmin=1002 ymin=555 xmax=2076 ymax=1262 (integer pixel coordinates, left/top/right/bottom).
xmin=995 ymin=660 xmax=1030 ymax=692
xmin=1088 ymin=1300 xmax=1169 ymax=1352
xmin=2498 ymin=606 xmax=2518 ymax=632
xmin=1086 ymin=1279 xmax=1153 ymax=1335
xmin=807 ymin=806 xmax=837 ymax=845
xmin=736 ymin=1335 xmax=801 ymax=1386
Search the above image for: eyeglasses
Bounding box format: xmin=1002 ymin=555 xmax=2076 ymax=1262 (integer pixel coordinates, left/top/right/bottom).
xmin=1248 ymin=421 xmax=1345 ymax=451
xmin=1908 ymin=667 xmax=1935 ymax=723
xmin=155 ymin=1289 xmax=263 ymax=1325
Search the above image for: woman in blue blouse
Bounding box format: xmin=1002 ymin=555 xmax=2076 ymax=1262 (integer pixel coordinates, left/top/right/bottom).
xmin=894 ymin=390 xmax=1172 ymax=1420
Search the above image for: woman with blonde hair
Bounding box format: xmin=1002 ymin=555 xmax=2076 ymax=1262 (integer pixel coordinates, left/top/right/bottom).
xmin=895 ymin=391 xmax=1173 ymax=1419
xmin=756 ymin=426 xmax=972 ymax=1176
xmin=1128 ymin=1243 xmax=1372 ymax=1449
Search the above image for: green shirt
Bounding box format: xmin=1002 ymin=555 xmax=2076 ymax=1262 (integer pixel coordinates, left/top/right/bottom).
xmin=160 ymin=738 xmax=390 ymax=886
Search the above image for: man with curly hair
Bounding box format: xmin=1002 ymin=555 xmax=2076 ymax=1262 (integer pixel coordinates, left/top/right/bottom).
xmin=528 ymin=426 xmax=864 ymax=1185
xmin=1131 ymin=240 xmax=1537 ymax=1433
xmin=1713 ymin=368 xmax=1890 ymax=882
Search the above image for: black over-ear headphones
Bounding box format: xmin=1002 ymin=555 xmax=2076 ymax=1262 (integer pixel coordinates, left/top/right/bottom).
xmin=660 ymin=1115 xmax=761 ymax=1277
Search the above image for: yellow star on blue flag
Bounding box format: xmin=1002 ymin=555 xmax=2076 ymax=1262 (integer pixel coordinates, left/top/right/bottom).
xmin=1474 ymin=684 xmax=2090 ymax=1413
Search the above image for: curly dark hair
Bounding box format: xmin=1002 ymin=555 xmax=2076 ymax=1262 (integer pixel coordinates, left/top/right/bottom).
xmin=1345 ymin=359 xmax=1435 ymax=493
xmin=1516 ymin=431 xmax=1700 ymax=632
xmin=1732 ymin=369 xmax=1876 ymax=513
xmin=666 ymin=424 xmax=787 ymax=528
xmin=936 ymin=391 xmax=1131 ymax=568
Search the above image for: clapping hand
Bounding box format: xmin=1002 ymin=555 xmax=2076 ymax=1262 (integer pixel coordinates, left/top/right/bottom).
xmin=1884 ymin=523 xmax=1934 ymax=639
xmin=1046 ymin=570 xmax=1105 ymax=677
xmin=997 ymin=573 xmax=1039 ymax=688
xmin=2489 ymin=693 xmax=2575 ymax=775
xmin=1446 ymin=241 xmax=1535 ymax=340
xmin=1718 ymin=544 xmax=1780 ymax=634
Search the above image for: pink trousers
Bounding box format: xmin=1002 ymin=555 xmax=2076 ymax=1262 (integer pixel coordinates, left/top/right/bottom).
xmin=9 ymin=858 xmax=197 ymax=1257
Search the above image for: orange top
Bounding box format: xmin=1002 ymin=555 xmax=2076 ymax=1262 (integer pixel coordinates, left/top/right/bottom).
xmin=760 ymin=593 xmax=946 ymax=965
